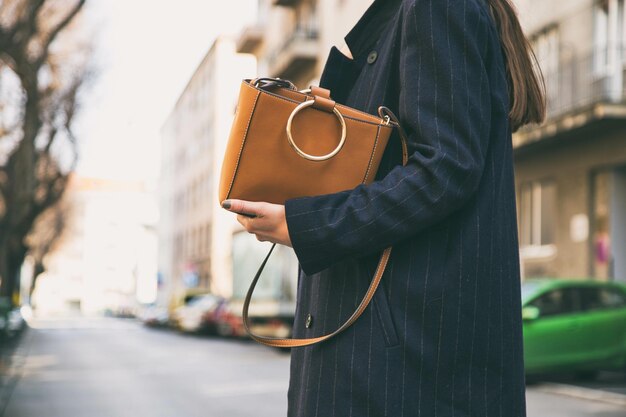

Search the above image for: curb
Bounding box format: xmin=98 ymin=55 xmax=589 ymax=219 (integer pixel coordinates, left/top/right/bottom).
xmin=535 ymin=382 xmax=626 ymax=408
xmin=0 ymin=328 xmax=31 ymax=416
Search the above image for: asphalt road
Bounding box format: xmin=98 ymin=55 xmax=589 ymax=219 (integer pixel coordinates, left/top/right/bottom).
xmin=4 ymin=317 xmax=290 ymax=417
xmin=3 ymin=317 xmax=626 ymax=417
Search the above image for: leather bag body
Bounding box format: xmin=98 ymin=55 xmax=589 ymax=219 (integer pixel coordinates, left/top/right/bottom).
xmin=219 ymin=78 xmax=398 ymax=205
xmin=218 ymin=77 xmax=408 ymax=348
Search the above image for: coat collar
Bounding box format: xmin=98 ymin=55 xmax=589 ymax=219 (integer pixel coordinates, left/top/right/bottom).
xmin=343 ymin=0 xmax=401 ymax=61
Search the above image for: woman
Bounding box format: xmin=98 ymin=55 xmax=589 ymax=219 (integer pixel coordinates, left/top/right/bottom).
xmin=221 ymin=0 xmax=545 ymax=415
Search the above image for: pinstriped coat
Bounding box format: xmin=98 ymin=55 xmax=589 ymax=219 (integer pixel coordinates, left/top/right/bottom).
xmin=283 ymin=0 xmax=527 ymax=416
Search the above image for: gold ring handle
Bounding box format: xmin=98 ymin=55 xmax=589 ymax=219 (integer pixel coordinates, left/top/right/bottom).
xmin=286 ymin=100 xmax=347 ymax=161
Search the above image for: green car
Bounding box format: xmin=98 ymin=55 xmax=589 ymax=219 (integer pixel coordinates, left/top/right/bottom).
xmin=521 ymin=278 xmax=626 ymax=378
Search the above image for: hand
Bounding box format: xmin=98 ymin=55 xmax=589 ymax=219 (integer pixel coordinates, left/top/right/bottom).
xmin=221 ymin=199 xmax=293 ymax=248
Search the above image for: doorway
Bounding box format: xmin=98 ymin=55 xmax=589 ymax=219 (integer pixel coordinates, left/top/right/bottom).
xmin=591 ymin=165 xmax=626 ymax=282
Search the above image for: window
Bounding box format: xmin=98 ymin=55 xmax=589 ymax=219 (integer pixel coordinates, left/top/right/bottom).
xmin=530 ymin=25 xmax=559 ymax=110
xmin=519 ymin=179 xmax=557 ymax=257
xmin=594 ymin=0 xmax=625 ymax=75
xmin=231 ymin=231 xmax=298 ymax=301
xmin=531 ymin=26 xmax=559 ymax=76
xmin=529 ymin=288 xmax=581 ymax=318
xmin=294 ymin=0 xmax=318 ymax=37
xmin=605 ymin=287 xmax=626 ymax=307
xmin=580 ymin=286 xmax=626 ymax=311
xmin=580 ymin=287 xmax=604 ymax=310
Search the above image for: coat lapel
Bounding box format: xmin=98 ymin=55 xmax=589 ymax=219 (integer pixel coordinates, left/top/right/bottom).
xmin=319 ymin=0 xmax=400 ymax=102
xmin=343 ymin=0 xmax=401 ymax=61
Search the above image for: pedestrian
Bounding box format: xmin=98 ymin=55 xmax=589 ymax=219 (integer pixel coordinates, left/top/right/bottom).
xmin=221 ymin=0 xmax=545 ymax=415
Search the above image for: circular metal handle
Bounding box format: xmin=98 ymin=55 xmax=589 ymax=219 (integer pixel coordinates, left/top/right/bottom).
xmin=286 ymin=100 xmax=347 ymax=161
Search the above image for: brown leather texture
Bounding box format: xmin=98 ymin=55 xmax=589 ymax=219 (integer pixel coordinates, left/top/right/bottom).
xmin=218 ymin=78 xmax=409 ymax=348
xmin=243 ymin=243 xmax=393 ymax=348
xmin=218 ymin=79 xmax=395 ymax=205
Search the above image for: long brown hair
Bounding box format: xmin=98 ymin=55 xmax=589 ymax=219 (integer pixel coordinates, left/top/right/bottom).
xmin=486 ymin=0 xmax=546 ymax=132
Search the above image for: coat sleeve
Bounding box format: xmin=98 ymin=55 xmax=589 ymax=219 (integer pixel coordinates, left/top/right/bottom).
xmin=284 ymin=0 xmax=494 ymax=276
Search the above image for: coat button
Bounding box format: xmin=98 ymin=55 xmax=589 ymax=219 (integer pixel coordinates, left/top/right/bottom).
xmin=305 ymin=313 xmax=313 ymax=329
xmin=367 ymin=50 xmax=378 ymax=64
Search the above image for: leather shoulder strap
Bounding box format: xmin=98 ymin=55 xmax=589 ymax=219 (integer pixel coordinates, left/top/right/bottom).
xmin=242 ymin=107 xmax=409 ymax=348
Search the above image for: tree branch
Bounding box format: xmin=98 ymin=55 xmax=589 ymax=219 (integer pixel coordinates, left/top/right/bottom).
xmin=6 ymin=0 xmax=46 ymax=48
xmin=35 ymin=0 xmax=86 ymax=67
xmin=0 ymin=0 xmax=90 ymax=301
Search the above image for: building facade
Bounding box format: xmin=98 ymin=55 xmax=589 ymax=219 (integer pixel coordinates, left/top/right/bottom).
xmin=159 ymin=37 xmax=256 ymax=301
xmin=160 ymin=33 xmax=302 ymax=315
xmin=236 ymin=0 xmax=374 ymax=88
xmin=31 ymin=176 xmax=158 ymax=316
xmin=161 ymin=2 xmax=379 ymax=314
xmin=160 ymin=0 xmax=626 ymax=312
xmin=514 ymin=0 xmax=626 ymax=283
xmin=238 ymin=0 xmax=626 ymax=284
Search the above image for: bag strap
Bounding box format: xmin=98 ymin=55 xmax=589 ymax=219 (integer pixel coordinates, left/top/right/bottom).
xmin=242 ymin=106 xmax=409 ymax=348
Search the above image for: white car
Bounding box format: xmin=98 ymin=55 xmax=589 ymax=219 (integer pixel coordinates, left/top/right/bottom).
xmin=171 ymin=294 xmax=223 ymax=333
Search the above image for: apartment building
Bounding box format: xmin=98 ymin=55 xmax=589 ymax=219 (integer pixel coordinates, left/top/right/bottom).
xmin=159 ymin=37 xmax=256 ymax=300
xmin=237 ymin=0 xmax=626 ymax=284
xmin=514 ymin=0 xmax=626 ymax=283
xmin=154 ymin=0 xmax=381 ymax=315
xmin=237 ymin=0 xmax=374 ymax=88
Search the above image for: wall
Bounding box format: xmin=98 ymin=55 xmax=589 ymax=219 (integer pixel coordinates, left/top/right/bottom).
xmin=515 ymin=127 xmax=626 ymax=278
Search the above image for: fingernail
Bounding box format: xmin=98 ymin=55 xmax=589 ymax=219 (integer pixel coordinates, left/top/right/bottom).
xmin=221 ymin=200 xmax=231 ymax=209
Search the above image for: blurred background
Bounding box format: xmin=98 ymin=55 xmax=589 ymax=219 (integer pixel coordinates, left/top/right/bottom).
xmin=0 ymin=0 xmax=625 ymax=416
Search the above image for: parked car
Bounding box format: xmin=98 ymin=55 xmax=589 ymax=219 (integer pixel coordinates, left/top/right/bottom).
xmin=6 ymin=307 xmax=26 ymax=336
xmin=171 ymin=294 xmax=224 ymax=333
xmin=212 ymin=299 xmax=292 ymax=340
xmin=521 ymin=278 xmax=626 ymax=379
xmin=168 ymin=288 xmax=210 ymax=315
xmin=104 ymin=304 xmax=136 ymax=319
xmin=0 ymin=297 xmax=27 ymax=339
xmin=211 ymin=299 xmax=246 ymax=338
xmin=0 ymin=297 xmax=10 ymax=338
xmin=139 ymin=304 xmax=170 ymax=328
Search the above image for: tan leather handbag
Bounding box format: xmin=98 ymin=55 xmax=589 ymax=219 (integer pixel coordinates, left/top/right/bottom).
xmin=218 ymin=77 xmax=408 ymax=348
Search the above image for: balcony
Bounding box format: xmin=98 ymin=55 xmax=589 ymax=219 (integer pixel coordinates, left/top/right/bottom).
xmin=274 ymin=0 xmax=302 ymax=6
xmin=514 ymin=44 xmax=626 ymax=150
xmin=268 ymin=26 xmax=319 ymax=80
xmin=236 ymin=24 xmax=264 ymax=54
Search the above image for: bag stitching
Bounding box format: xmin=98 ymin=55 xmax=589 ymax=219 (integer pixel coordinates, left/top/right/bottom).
xmin=362 ymin=124 xmax=381 ymax=183
xmin=226 ymin=89 xmax=261 ymax=200
xmin=235 ymin=83 xmax=389 ymax=191
xmin=243 ymin=81 xmax=396 ymax=130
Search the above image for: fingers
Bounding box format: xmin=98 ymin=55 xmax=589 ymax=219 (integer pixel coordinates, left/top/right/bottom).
xmin=221 ymin=199 xmax=263 ymax=218
xmin=236 ymin=213 xmax=255 ymax=230
xmin=234 ymin=214 xmax=268 ymax=242
xmin=236 ymin=212 xmax=272 ymax=233
xmin=223 ymin=200 xmax=287 ymax=245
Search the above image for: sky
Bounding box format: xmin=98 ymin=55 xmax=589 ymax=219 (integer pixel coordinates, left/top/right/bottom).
xmin=74 ymin=0 xmax=257 ymax=184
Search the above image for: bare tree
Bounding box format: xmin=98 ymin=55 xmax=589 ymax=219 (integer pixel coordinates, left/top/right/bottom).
xmin=0 ymin=0 xmax=92 ymax=304
xmin=25 ymin=196 xmax=70 ymax=296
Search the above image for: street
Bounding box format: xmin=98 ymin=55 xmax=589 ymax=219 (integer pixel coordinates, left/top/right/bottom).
xmin=2 ymin=317 xmax=626 ymax=417
xmin=4 ymin=317 xmax=290 ymax=417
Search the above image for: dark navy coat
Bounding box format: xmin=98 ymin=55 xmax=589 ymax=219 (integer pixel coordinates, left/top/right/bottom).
xmin=283 ymin=0 xmax=527 ymax=416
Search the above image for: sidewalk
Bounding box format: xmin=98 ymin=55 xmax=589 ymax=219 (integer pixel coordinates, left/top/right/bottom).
xmin=0 ymin=328 xmax=30 ymax=416
xmin=530 ymin=371 xmax=626 ymax=408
